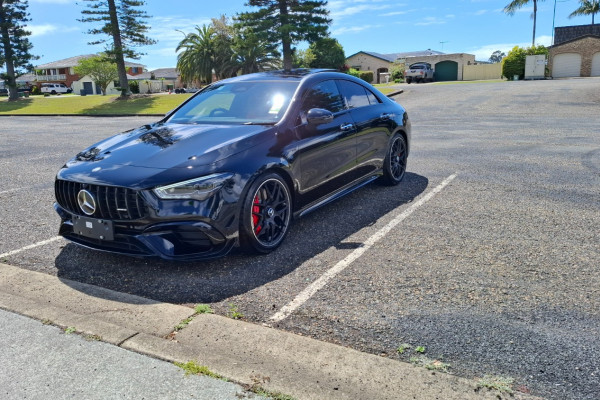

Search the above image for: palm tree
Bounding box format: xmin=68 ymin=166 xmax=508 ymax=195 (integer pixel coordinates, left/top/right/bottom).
xmin=569 ymin=0 xmax=599 ymax=25
xmin=504 ymin=0 xmax=546 ymax=47
xmin=233 ymin=30 xmax=281 ymax=75
xmin=176 ymin=25 xmax=214 ymax=84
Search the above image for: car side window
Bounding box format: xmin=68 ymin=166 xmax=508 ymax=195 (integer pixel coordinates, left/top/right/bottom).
xmin=301 ymin=80 xmax=345 ymax=114
xmin=337 ymin=80 xmax=371 ymax=109
xmin=366 ymin=89 xmax=379 ymax=105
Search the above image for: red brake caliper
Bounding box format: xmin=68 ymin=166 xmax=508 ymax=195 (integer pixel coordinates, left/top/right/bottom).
xmin=252 ymin=195 xmax=262 ymax=234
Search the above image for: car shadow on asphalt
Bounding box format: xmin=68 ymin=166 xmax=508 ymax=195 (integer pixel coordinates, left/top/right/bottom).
xmin=54 ymin=172 xmax=429 ymax=304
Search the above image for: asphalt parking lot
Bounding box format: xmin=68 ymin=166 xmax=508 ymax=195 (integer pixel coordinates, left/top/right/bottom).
xmin=1 ymin=78 xmax=599 ymax=400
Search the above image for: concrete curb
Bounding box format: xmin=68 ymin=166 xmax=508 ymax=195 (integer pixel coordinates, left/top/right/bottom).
xmin=0 ymin=263 xmax=535 ymax=400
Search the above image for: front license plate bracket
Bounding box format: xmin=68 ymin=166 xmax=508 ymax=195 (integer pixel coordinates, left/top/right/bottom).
xmin=73 ymin=215 xmax=114 ymax=241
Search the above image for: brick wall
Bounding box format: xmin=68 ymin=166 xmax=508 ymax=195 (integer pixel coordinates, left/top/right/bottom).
xmin=548 ymin=36 xmax=600 ymax=77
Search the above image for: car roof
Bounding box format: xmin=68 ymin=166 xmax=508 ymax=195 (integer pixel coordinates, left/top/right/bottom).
xmin=219 ymin=69 xmax=339 ymax=83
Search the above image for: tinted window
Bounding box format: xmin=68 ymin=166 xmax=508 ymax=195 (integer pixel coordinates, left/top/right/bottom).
xmin=301 ymin=80 xmax=344 ymax=114
xmin=366 ymin=90 xmax=379 ymax=105
xmin=337 ymin=80 xmax=371 ymax=109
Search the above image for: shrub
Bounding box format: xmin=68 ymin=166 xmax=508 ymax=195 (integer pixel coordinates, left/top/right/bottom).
xmin=347 ymin=68 xmax=361 ymax=78
xmin=30 ymin=86 xmax=41 ymax=95
xmin=358 ymin=70 xmax=374 ymax=83
xmin=502 ymin=45 xmax=548 ymax=80
xmin=129 ymin=80 xmax=140 ymax=94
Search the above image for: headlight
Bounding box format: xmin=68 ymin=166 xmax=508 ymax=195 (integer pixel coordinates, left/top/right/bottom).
xmin=153 ymin=173 xmax=233 ymax=200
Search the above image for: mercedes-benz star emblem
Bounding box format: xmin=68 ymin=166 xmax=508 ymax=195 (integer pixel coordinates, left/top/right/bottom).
xmin=77 ymin=189 xmax=96 ymax=215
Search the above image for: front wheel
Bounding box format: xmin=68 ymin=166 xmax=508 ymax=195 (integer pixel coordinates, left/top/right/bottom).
xmin=239 ymin=172 xmax=292 ymax=254
xmin=380 ymin=134 xmax=408 ymax=186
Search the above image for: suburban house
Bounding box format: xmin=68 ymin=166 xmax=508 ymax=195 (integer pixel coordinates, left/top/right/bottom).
xmin=128 ymin=68 xmax=181 ymax=93
xmin=346 ymin=50 xmax=487 ymax=83
xmin=549 ymin=24 xmax=600 ymax=78
xmin=35 ymin=54 xmax=146 ymax=94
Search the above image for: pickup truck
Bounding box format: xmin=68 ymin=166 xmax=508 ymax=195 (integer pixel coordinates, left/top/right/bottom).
xmin=404 ymin=62 xmax=434 ymax=84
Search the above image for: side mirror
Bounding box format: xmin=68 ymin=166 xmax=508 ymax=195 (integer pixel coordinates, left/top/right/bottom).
xmin=306 ymin=108 xmax=334 ymax=124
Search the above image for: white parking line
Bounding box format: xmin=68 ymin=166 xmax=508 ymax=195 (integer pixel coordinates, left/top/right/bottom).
xmin=269 ymin=173 xmax=458 ymax=323
xmin=0 ymin=236 xmax=64 ymax=259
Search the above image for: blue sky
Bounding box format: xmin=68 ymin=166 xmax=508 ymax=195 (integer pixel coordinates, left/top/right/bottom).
xmin=23 ymin=0 xmax=596 ymax=71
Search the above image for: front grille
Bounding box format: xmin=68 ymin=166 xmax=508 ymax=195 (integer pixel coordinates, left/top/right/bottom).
xmin=55 ymin=180 xmax=147 ymax=220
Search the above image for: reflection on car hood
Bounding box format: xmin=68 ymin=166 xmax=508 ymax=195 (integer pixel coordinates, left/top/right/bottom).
xmin=58 ymin=122 xmax=273 ymax=188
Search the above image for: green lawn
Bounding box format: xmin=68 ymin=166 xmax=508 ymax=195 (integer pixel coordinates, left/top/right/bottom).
xmin=0 ymin=93 xmax=193 ymax=115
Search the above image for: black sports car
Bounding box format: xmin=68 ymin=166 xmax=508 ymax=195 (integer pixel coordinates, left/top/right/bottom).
xmin=54 ymin=69 xmax=411 ymax=260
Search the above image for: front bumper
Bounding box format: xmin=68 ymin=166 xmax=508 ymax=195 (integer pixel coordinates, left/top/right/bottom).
xmin=54 ymin=202 xmax=236 ymax=261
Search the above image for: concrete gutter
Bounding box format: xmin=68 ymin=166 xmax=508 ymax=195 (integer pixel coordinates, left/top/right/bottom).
xmin=0 ymin=263 xmax=536 ymax=400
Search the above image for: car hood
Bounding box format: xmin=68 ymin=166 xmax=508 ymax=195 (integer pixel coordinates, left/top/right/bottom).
xmin=57 ymin=122 xmax=274 ymax=188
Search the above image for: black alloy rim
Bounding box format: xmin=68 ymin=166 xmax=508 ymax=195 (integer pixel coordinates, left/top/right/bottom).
xmin=390 ymin=137 xmax=407 ymax=180
xmin=251 ymin=179 xmax=290 ymax=247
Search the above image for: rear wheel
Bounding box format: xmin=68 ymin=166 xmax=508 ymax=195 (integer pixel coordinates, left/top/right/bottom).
xmin=239 ymin=172 xmax=292 ymax=254
xmin=380 ymin=134 xmax=408 ymax=186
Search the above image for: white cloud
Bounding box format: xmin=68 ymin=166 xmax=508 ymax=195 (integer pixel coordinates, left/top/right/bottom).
xmin=468 ymin=35 xmax=553 ymax=61
xmin=332 ymin=25 xmax=382 ymax=35
xmin=328 ymin=0 xmax=395 ymax=19
xmin=414 ymin=17 xmax=447 ymax=26
xmin=28 ymin=24 xmax=58 ymax=37
xmin=380 ymin=11 xmax=407 ymax=17
xmin=31 ymin=0 xmax=74 ymax=4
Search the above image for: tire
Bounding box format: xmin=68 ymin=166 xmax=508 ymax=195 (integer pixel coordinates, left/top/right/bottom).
xmin=239 ymin=172 xmax=292 ymax=254
xmin=380 ymin=134 xmax=408 ymax=186
xmin=51 ymin=90 xmax=56 ymax=95
xmin=406 ymin=78 xmax=412 ymax=84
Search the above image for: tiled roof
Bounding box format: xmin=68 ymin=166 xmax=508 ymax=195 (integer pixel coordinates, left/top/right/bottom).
xmin=37 ymin=54 xmax=145 ymax=69
xmin=130 ymin=68 xmax=179 ymax=80
xmin=348 ymin=50 xmax=445 ymax=62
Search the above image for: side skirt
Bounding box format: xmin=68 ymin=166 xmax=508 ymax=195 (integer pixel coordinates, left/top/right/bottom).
xmin=294 ymin=174 xmax=380 ymax=218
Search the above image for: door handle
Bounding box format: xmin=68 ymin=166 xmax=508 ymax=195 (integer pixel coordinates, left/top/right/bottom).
xmin=340 ymin=123 xmax=354 ymax=131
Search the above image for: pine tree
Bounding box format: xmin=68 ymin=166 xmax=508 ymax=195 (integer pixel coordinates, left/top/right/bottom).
xmin=0 ymin=0 xmax=37 ymax=102
xmin=236 ymin=0 xmax=331 ymax=70
xmin=79 ymin=0 xmax=156 ymax=95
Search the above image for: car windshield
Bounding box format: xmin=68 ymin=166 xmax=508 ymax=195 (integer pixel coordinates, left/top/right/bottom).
xmin=410 ymin=65 xmax=425 ymax=69
xmin=167 ymin=80 xmax=299 ymax=125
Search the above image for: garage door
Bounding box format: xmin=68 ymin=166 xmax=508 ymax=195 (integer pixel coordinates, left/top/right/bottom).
xmin=591 ymin=52 xmax=600 ymax=76
xmin=434 ymin=61 xmax=458 ymax=81
xmin=552 ymin=53 xmax=581 ymax=78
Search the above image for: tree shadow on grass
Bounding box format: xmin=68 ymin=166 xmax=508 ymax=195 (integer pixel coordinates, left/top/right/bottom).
xmin=79 ymin=95 xmax=163 ymax=115
xmin=0 ymin=98 xmax=34 ymax=112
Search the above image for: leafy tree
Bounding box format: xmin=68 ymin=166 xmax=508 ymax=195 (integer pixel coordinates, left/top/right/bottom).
xmin=74 ymin=55 xmax=118 ymax=95
xmin=210 ymin=16 xmax=239 ymax=80
xmin=569 ymin=0 xmax=599 ymax=25
xmin=305 ymin=37 xmax=345 ymax=69
xmin=489 ymin=50 xmax=507 ymax=63
xmin=501 ymin=45 xmax=548 ymax=79
xmin=79 ymin=0 xmax=156 ymax=96
xmin=503 ymin=0 xmax=545 ymax=47
xmin=176 ymin=25 xmax=215 ymax=84
xmin=0 ymin=0 xmax=37 ymax=101
xmin=292 ymin=48 xmax=313 ymax=68
xmin=236 ymin=0 xmax=331 ymax=70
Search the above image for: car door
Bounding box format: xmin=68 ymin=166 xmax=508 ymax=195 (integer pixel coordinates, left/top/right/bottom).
xmin=337 ymin=79 xmax=395 ymax=177
xmin=293 ymin=79 xmax=359 ymax=208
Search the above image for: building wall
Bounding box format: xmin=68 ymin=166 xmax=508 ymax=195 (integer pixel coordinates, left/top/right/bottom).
xmin=463 ymin=63 xmax=503 ymax=81
xmin=549 ymin=36 xmax=600 ymax=77
xmin=345 ymin=54 xmax=392 ymax=74
xmin=405 ymin=53 xmax=476 ymax=81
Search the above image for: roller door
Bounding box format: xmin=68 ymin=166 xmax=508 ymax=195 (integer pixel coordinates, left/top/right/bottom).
xmin=552 ymin=53 xmax=581 ymax=78
xmin=591 ymin=52 xmax=600 ymax=77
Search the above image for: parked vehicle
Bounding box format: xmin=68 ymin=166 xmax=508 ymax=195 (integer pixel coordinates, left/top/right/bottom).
xmin=53 ymin=69 xmax=411 ymax=260
xmin=404 ymin=62 xmax=434 ymax=84
xmin=41 ymin=83 xmax=72 ymax=94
